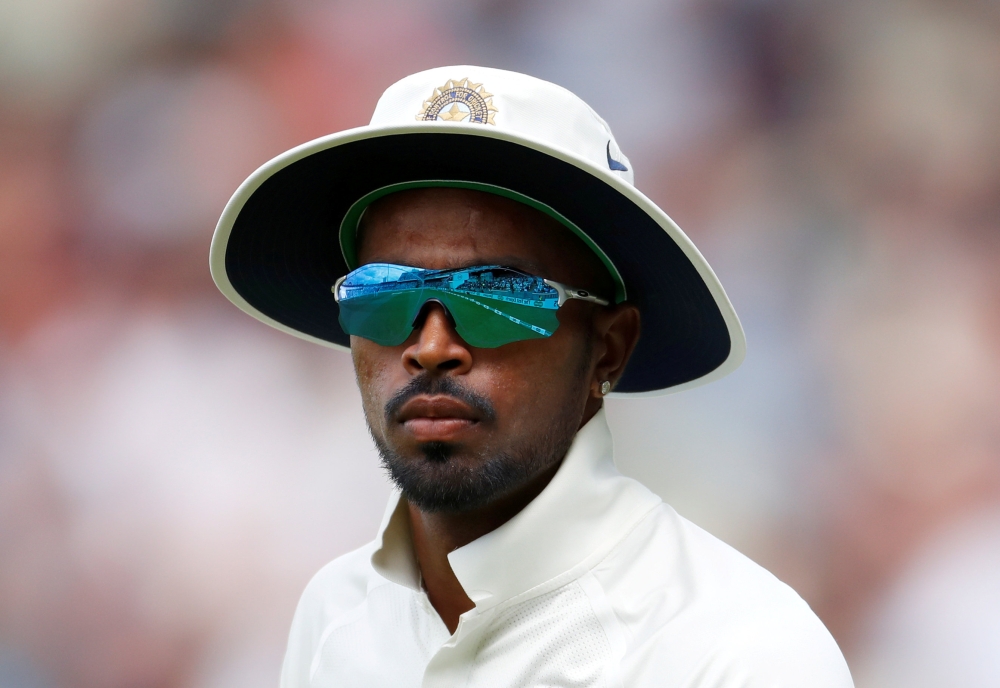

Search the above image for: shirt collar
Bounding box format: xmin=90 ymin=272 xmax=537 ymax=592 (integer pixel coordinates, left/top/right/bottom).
xmin=370 ymin=407 xmax=661 ymax=608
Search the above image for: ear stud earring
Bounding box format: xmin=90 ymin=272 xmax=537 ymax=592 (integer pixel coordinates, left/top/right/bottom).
xmin=600 ymin=380 xmax=612 ymax=396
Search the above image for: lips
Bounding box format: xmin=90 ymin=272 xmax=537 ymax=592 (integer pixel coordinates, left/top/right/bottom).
xmin=396 ymin=395 xmax=481 ymax=442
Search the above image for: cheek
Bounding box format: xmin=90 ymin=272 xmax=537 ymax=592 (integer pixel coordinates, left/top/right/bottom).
xmin=476 ymin=327 xmax=591 ymax=424
xmin=351 ymin=339 xmax=397 ymax=429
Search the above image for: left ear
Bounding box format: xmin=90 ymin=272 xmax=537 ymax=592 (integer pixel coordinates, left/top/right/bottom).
xmin=588 ymin=303 xmax=641 ymax=397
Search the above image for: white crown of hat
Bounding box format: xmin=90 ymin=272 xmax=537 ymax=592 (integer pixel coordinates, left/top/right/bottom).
xmin=370 ymin=66 xmax=635 ymax=186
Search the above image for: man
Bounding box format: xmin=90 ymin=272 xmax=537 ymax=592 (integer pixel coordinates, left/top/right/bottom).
xmin=211 ymin=66 xmax=854 ymax=687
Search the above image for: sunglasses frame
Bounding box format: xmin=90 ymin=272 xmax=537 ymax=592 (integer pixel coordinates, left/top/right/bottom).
xmin=332 ymin=265 xmax=609 ymax=308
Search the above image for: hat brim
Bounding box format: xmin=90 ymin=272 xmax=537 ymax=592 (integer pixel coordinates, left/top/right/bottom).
xmin=210 ymin=123 xmax=745 ymax=396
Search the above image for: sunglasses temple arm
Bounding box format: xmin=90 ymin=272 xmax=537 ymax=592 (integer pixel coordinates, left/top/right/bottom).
xmin=543 ymin=279 xmax=610 ymax=307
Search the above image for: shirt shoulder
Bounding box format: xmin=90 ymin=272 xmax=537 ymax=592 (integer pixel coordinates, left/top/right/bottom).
xmin=280 ymin=541 xmax=382 ymax=688
xmin=593 ymin=504 xmax=854 ymax=688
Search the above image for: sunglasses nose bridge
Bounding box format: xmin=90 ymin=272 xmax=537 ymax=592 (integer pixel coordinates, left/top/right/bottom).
xmin=411 ymin=298 xmax=457 ymax=331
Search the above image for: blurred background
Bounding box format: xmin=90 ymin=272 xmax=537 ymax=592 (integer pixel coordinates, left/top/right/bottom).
xmin=1 ymin=0 xmax=999 ymax=686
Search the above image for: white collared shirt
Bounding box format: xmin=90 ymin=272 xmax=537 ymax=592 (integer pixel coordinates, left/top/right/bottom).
xmin=281 ymin=409 xmax=854 ymax=687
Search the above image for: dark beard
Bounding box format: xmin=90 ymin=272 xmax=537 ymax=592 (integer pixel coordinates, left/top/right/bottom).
xmin=368 ymin=375 xmax=581 ymax=513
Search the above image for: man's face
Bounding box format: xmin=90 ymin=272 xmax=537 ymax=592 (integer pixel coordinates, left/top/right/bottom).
xmin=351 ymin=188 xmax=617 ymax=513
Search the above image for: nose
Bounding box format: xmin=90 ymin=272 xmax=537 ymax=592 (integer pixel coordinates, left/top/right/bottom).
xmin=402 ymin=301 xmax=473 ymax=375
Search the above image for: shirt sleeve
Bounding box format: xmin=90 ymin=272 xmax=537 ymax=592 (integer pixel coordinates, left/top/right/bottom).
xmin=679 ymin=609 xmax=855 ymax=688
xmin=280 ymin=545 xmax=376 ymax=688
xmin=280 ymin=573 xmax=327 ymax=688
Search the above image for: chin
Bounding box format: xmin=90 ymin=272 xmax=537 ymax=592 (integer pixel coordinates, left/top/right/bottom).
xmin=375 ymin=438 xmax=534 ymax=513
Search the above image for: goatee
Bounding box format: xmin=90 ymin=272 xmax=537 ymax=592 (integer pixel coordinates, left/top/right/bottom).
xmin=369 ymin=375 xmax=579 ymax=513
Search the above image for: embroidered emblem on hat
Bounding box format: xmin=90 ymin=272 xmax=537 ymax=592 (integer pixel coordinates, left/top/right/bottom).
xmin=416 ymin=78 xmax=498 ymax=125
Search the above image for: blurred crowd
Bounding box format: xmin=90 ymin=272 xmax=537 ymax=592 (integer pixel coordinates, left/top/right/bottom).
xmin=1 ymin=1 xmax=998 ymax=686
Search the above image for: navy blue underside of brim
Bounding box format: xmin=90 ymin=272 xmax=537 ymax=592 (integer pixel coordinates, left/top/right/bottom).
xmin=224 ymin=133 xmax=730 ymax=393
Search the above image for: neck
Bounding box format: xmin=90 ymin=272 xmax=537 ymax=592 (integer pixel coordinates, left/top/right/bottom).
xmin=407 ymin=458 xmax=562 ymax=634
xmin=406 ymin=404 xmax=601 ymax=634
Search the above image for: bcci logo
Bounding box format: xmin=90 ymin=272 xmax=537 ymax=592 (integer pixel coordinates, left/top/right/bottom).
xmin=416 ymin=78 xmax=498 ymax=125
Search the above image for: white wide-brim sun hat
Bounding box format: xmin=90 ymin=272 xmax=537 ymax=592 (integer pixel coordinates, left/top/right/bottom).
xmin=210 ymin=65 xmax=745 ymax=396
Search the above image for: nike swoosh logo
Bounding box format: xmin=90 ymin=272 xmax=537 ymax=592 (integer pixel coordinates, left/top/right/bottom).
xmin=606 ymin=141 xmax=629 ymax=172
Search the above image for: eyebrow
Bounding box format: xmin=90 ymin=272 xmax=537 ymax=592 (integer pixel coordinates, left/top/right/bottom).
xmin=458 ymin=256 xmax=547 ymax=275
xmin=381 ymin=256 xmax=548 ymax=275
xmin=363 ymin=255 xmax=550 ymax=277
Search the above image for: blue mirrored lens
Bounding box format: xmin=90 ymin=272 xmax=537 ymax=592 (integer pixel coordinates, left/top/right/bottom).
xmin=420 ymin=266 xmax=560 ymax=309
xmin=337 ymin=263 xmax=423 ymax=300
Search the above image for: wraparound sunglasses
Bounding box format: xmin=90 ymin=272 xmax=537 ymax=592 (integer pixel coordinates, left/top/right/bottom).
xmin=333 ymin=263 xmax=609 ymax=348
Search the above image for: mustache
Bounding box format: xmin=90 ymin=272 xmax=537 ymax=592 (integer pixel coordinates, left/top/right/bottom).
xmin=385 ymin=375 xmax=497 ymax=424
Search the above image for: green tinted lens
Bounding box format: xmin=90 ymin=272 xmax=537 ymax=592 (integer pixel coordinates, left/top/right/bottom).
xmin=338 ymin=289 xmax=561 ymax=348
xmin=338 ymin=289 xmax=425 ymax=346
xmin=435 ymin=291 xmax=559 ymax=348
